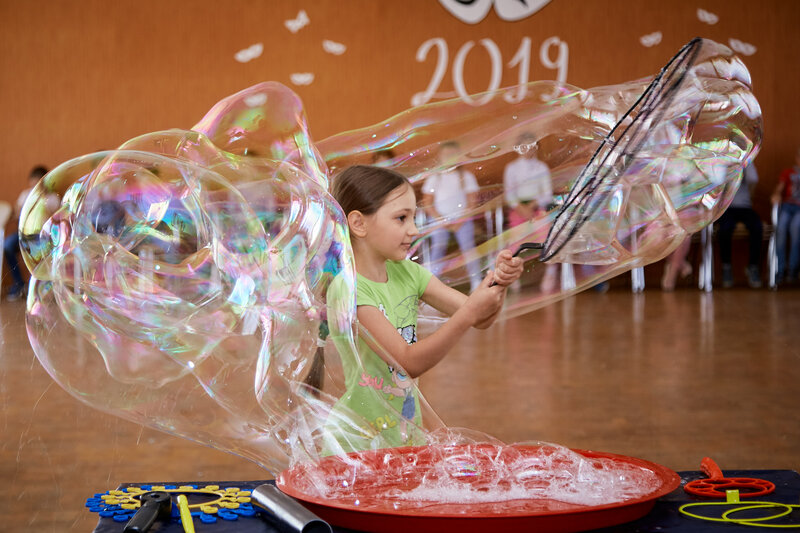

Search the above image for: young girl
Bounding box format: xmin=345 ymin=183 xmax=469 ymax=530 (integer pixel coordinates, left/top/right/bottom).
xmin=323 ymin=164 xmax=523 ymax=453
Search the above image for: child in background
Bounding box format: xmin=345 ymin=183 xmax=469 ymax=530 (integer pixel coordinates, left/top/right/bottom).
xmin=325 ymin=165 xmax=523 ymax=452
xmin=421 ymin=141 xmax=482 ymax=292
xmin=371 ymin=149 xmax=395 ymax=165
xmin=503 ymin=134 xmax=553 ymax=227
xmin=502 ymin=133 xmax=558 ymax=292
xmin=717 ymin=162 xmax=762 ymax=288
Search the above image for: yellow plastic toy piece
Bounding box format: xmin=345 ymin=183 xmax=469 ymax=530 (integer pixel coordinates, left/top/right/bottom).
xmin=177 ymin=495 xmax=196 ymax=533
xmin=679 ymin=489 xmax=800 ymax=528
xmin=95 ymin=484 xmax=256 ymax=520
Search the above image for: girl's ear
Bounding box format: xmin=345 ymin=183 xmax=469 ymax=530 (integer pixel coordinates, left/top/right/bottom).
xmin=347 ymin=210 xmax=368 ymax=238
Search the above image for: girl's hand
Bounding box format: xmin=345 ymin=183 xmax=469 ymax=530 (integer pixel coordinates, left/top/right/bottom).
xmin=463 ymin=272 xmax=505 ymax=324
xmin=492 ymin=250 xmax=524 ymax=287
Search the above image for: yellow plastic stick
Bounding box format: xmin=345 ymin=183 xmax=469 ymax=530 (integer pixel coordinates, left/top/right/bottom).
xmin=176 ymin=494 xmax=195 ymax=533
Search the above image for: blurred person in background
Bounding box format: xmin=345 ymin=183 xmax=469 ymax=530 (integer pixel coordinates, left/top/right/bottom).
xmin=4 ymin=165 xmax=48 ymax=301
xmin=773 ymin=147 xmax=800 ymax=285
xmin=717 ymin=162 xmax=763 ymax=288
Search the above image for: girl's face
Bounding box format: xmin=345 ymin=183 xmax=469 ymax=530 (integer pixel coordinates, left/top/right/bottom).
xmin=363 ymin=184 xmax=419 ymax=262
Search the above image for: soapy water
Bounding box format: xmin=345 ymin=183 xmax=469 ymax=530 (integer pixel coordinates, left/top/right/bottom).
xmin=20 ymin=38 xmax=758 ymax=500
xmin=279 ymin=439 xmax=670 ymax=512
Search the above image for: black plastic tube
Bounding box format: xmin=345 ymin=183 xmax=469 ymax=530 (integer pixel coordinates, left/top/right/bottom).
xmin=252 ymin=484 xmax=332 ymax=533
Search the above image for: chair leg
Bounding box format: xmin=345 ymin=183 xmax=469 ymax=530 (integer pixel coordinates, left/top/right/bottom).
xmin=631 ymin=267 xmax=645 ymax=293
xmin=560 ymin=263 xmax=576 ymax=291
xmin=768 ymin=203 xmax=779 ymax=289
xmin=698 ymin=226 xmax=713 ymax=292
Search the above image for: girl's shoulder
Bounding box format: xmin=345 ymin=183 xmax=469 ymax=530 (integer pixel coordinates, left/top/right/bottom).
xmin=387 ymin=258 xmax=428 ymax=274
xmin=387 ymin=260 xmax=433 ymax=290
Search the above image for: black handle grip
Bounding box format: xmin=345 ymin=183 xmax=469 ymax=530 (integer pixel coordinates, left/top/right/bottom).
xmin=488 ymin=242 xmax=544 ymax=287
xmin=123 ymin=491 xmax=171 ymax=533
xmin=512 ymin=242 xmax=544 ymax=257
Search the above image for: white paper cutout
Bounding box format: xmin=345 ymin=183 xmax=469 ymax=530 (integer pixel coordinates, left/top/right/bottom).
xmin=640 ymin=32 xmax=662 ymax=48
xmin=729 ymin=38 xmax=757 ymax=56
xmin=438 ymin=0 xmax=550 ymax=24
xmin=285 ymin=10 xmax=310 ymax=33
xmin=244 ymin=93 xmax=267 ymax=107
xmin=438 ymin=0 xmax=492 ymax=24
xmin=322 ymin=40 xmax=346 ymax=55
xmin=234 ymin=43 xmax=263 ymax=63
xmin=697 ymin=8 xmax=719 ymax=25
xmin=290 ymin=73 xmax=315 ymax=86
xmin=494 ymin=0 xmax=551 ymax=21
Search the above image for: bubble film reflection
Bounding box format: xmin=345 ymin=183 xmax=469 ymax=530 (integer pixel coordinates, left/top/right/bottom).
xmin=22 ymin=39 xmax=759 ymax=507
xmin=321 ymin=38 xmax=761 ymax=318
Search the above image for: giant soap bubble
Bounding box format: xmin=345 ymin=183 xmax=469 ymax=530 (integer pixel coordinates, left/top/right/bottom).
xmin=321 ymin=38 xmax=760 ymax=315
xmin=21 ymin=38 xmax=759 ymax=508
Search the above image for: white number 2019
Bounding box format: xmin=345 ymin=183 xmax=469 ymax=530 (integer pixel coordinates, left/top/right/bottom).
xmin=411 ymin=36 xmax=569 ymax=107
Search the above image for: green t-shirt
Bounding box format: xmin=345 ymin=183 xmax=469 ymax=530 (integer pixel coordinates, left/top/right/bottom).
xmin=323 ymin=260 xmax=432 ymax=454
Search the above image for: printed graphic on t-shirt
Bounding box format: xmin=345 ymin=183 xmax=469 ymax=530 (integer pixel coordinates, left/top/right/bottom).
xmin=394 ymin=295 xmax=419 ymax=344
xmin=379 ymin=297 xmax=419 ymax=344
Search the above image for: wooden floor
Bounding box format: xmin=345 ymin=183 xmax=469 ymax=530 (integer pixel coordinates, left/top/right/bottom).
xmin=1 ymin=288 xmax=799 ymax=531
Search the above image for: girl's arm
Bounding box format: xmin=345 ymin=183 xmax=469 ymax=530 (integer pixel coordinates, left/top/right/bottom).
xmin=358 ymin=252 xmax=522 ymax=377
xmin=420 ymin=275 xmax=467 ymax=316
xmin=471 ymin=250 xmax=523 ymax=328
xmin=472 ymin=292 xmax=506 ymax=329
xmin=421 ymin=192 xmax=440 ymax=219
xmin=421 ymin=249 xmax=522 ymax=329
xmin=358 ymin=274 xmax=504 ymax=378
xmin=421 ymin=273 xmax=504 ymax=330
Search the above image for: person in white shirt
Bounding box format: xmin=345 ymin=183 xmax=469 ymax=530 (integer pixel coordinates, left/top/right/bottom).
xmin=502 ymin=134 xmax=558 ymax=292
xmin=421 ymin=141 xmax=482 ymax=292
xmin=503 ymin=134 xmax=553 ymax=226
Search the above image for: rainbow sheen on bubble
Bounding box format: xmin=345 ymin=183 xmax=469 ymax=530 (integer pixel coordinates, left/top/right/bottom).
xmin=21 ymin=39 xmax=759 ymax=503
xmin=321 ymin=38 xmax=760 ymax=316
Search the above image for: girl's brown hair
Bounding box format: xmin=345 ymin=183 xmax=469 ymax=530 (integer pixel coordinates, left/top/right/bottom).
xmin=331 ymin=165 xmax=411 ymax=216
xmin=304 ymin=165 xmax=410 ymax=395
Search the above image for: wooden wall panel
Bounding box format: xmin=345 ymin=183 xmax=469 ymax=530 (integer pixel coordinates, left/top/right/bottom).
xmin=1 ymin=0 xmax=797 ymax=220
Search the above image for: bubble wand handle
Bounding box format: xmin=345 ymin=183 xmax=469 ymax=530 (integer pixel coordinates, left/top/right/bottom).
xmin=488 ymin=242 xmax=543 ymax=287
xmin=701 ymin=457 xmax=724 ymax=480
